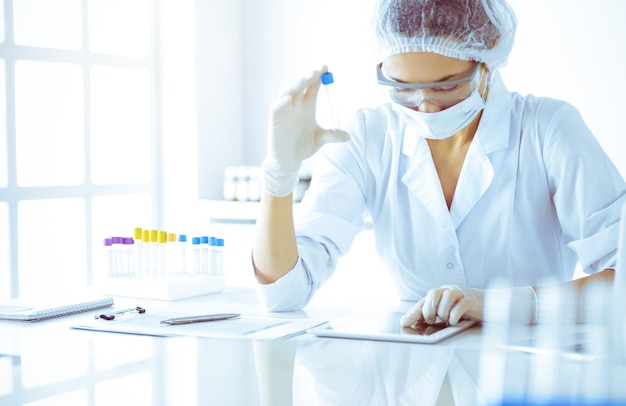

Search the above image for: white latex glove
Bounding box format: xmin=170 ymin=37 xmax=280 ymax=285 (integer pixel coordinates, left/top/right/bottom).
xmin=399 ymin=285 xmax=537 ymax=327
xmin=261 ymin=66 xmax=350 ymax=197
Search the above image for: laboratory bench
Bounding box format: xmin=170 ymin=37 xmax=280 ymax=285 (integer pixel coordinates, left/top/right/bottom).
xmin=2 ymin=286 xmax=625 ymax=406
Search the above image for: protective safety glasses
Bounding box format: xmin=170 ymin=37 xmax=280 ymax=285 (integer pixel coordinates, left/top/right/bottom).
xmin=376 ymin=63 xmax=483 ymax=109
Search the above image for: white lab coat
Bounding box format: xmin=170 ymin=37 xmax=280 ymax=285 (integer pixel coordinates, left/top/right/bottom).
xmin=256 ymin=72 xmax=626 ymax=311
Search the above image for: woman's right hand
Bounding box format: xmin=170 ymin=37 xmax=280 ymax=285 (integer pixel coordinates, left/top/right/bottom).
xmin=261 ymin=66 xmax=350 ymax=197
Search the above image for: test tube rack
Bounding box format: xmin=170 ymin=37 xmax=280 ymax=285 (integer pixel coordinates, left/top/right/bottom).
xmin=99 ymin=229 xmax=226 ymax=301
xmin=99 ymin=275 xmax=225 ymax=301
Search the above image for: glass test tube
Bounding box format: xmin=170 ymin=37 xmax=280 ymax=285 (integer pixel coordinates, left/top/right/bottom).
xmin=210 ymin=238 xmax=224 ymax=277
xmin=321 ymin=72 xmax=340 ymax=130
xmin=192 ymin=237 xmax=201 ymax=274
xmin=133 ymin=227 xmax=143 ymax=278
xmin=167 ymin=233 xmax=177 ymax=279
xmin=612 ymin=203 xmax=626 ymax=366
xmin=104 ymin=238 xmax=113 ymax=278
xmin=157 ymin=230 xmax=167 ymax=279
xmin=122 ymin=237 xmax=134 ymax=278
xmin=201 ymin=236 xmax=210 ymax=275
xmin=178 ymin=234 xmax=187 ymax=274
xmin=615 ymin=203 xmax=626 ymax=295
xmin=142 ymin=229 xmax=151 ymax=279
xmin=149 ymin=229 xmax=158 ymax=280
xmin=112 ymin=237 xmax=123 ymax=277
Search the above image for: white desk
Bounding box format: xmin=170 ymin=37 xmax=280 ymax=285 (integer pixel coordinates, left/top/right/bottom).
xmin=1 ymin=287 xmax=625 ymax=406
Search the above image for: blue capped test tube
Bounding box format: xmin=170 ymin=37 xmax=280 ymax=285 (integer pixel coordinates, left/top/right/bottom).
xmin=320 ymin=72 xmax=340 ymax=130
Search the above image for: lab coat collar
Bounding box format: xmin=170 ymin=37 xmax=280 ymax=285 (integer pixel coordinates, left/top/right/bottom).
xmin=399 ymin=71 xmax=512 ymax=232
xmin=400 ymin=134 xmax=457 ymax=238
xmin=474 ymin=71 xmax=512 ymax=154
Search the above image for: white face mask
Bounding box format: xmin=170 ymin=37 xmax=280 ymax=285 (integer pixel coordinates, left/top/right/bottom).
xmin=393 ymin=89 xmax=486 ymax=140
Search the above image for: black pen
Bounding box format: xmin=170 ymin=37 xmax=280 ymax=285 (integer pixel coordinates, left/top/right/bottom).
xmin=160 ymin=313 xmax=240 ymax=325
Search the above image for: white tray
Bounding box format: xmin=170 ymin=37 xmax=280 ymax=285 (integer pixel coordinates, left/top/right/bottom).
xmin=98 ymin=275 xmax=225 ymax=301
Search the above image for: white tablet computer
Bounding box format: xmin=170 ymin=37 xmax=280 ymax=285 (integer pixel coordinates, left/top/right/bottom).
xmin=308 ymin=311 xmax=478 ymax=344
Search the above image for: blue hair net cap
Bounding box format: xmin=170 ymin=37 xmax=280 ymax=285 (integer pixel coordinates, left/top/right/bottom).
xmin=373 ymin=0 xmax=517 ymax=69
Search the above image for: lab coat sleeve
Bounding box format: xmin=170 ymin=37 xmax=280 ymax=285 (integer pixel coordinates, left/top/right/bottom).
xmin=541 ymin=100 xmax=626 ymax=274
xmin=255 ymin=110 xmax=372 ymax=311
xmin=254 ymin=252 xmax=314 ymax=312
xmin=254 ymin=224 xmax=361 ymax=311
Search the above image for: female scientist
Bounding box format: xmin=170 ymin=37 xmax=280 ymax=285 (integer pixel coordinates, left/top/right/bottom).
xmin=252 ymin=0 xmax=626 ymax=326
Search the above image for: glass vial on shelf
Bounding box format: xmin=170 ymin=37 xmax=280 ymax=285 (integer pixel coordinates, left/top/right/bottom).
xmin=223 ymin=166 xmax=237 ymax=201
xmin=235 ymin=166 xmax=249 ymax=202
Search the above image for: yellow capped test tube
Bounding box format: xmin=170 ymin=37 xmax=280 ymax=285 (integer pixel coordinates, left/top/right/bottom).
xmin=133 ymin=228 xmax=143 ymax=277
xmin=157 ymin=230 xmax=167 ymax=279
xmin=167 ymin=233 xmax=177 ymax=277
xmin=146 ymin=230 xmax=159 ymax=279
xmin=143 ymin=230 xmax=151 ymax=275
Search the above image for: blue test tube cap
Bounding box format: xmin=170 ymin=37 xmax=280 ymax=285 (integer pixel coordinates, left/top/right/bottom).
xmin=217 ymin=238 xmax=224 ymax=247
xmin=201 ymin=236 xmax=209 ymax=244
xmin=210 ymin=236 xmax=218 ymax=246
xmin=192 ymin=237 xmax=201 ymax=245
xmin=321 ymin=72 xmax=334 ymax=85
xmin=178 ymin=234 xmax=187 ymax=243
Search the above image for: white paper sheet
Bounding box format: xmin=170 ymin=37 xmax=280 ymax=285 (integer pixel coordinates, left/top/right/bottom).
xmin=72 ymin=310 xmax=326 ymax=340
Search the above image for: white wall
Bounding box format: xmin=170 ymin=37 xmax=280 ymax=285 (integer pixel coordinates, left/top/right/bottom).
xmin=502 ymin=0 xmax=626 ymax=177
xmin=238 ymin=0 xmax=383 ymax=164
xmin=196 ymin=0 xmax=383 ymax=199
xmin=160 ymin=0 xmax=199 ymax=230
xmin=195 ymin=0 xmax=245 ymax=199
xmin=195 ymin=0 xmax=626 ymax=200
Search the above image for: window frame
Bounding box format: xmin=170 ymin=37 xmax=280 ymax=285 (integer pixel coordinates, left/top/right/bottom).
xmin=0 ymin=0 xmax=164 ymax=299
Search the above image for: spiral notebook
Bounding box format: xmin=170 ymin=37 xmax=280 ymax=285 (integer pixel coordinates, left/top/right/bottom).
xmin=0 ymin=295 xmax=114 ymax=322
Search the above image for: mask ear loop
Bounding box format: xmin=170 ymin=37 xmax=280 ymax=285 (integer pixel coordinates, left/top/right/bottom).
xmin=478 ymin=64 xmax=492 ymax=103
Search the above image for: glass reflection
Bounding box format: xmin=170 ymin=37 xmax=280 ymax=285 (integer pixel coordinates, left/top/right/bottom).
xmin=23 ymin=389 xmax=88 ymax=406
xmin=20 ymin=335 xmax=88 ymax=388
xmin=93 ymin=334 xmax=153 ymax=371
xmin=403 ymin=321 xmax=449 ymax=336
xmin=293 ymin=337 xmax=454 ymax=405
xmin=0 ymin=335 xmax=267 ymax=405
xmin=0 ymin=355 xmax=12 ymax=396
xmin=95 ymin=371 xmax=153 ymax=406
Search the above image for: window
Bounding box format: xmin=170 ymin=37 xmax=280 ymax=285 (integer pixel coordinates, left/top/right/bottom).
xmin=0 ymin=0 xmax=161 ymax=299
